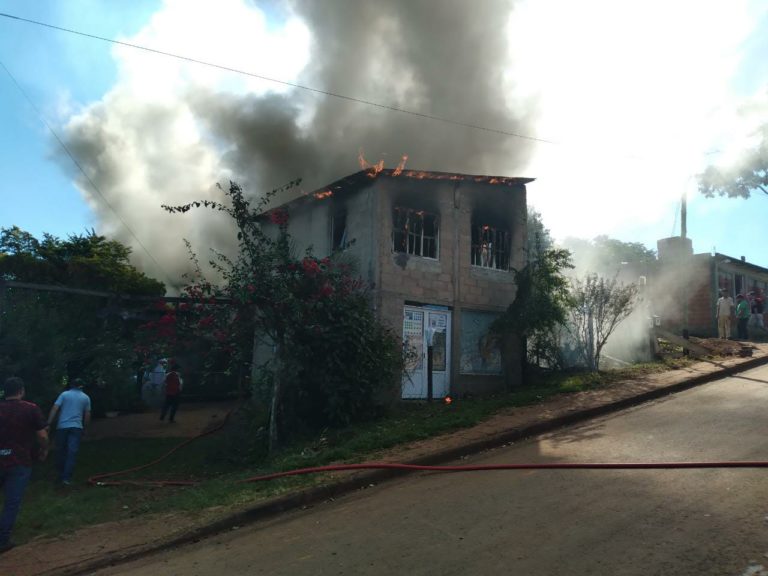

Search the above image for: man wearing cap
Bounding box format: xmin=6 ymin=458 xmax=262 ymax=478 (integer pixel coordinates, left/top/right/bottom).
xmin=47 ymin=378 xmax=91 ymax=486
xmin=0 ymin=377 xmax=49 ymax=553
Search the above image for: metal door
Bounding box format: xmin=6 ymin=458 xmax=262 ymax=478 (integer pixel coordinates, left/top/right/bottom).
xmin=401 ymin=306 xmax=451 ymax=399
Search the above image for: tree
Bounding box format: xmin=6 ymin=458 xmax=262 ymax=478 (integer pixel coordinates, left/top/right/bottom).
xmin=492 ymin=248 xmax=574 ymax=374
xmin=526 ymin=208 xmax=553 ymax=265
xmin=568 ymin=274 xmax=638 ymax=371
xmin=562 ymin=235 xmax=655 ymax=275
xmin=0 ymin=227 xmax=165 ymax=408
xmin=0 ymin=226 xmax=165 ymax=295
xmin=698 ymin=124 xmax=768 ymax=198
xmin=159 ymin=182 xmax=403 ymax=452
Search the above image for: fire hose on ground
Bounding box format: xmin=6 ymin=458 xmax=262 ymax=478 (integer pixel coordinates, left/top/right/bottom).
xmin=87 ymin=410 xmax=768 ymax=487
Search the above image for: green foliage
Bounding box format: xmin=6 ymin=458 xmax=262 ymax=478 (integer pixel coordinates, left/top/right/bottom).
xmin=492 ymin=248 xmax=574 ymax=371
xmin=526 ymin=208 xmax=553 ymax=264
xmin=562 ymin=235 xmax=656 ymax=274
xmin=698 ymin=124 xmax=768 ymax=198
xmin=0 ymin=227 xmax=164 ymax=409
xmin=0 ymin=226 xmax=165 ymax=294
xmin=158 ymin=181 xmax=404 ymax=448
xmin=568 ymin=274 xmax=638 ymax=370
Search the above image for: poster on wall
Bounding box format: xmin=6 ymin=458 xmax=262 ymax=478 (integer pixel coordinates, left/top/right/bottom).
xmin=403 ymin=309 xmax=424 ymax=372
xmin=459 ymin=310 xmax=501 ymax=375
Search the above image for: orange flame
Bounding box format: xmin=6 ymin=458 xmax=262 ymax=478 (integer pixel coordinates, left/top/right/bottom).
xmin=392 ymin=155 xmax=409 ymax=176
xmin=313 ymin=190 xmax=333 ymax=199
xmin=358 ymin=149 xmax=386 ymax=178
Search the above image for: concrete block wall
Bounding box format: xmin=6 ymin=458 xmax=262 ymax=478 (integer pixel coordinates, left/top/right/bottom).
xmin=371 ymin=177 xmax=527 ymax=394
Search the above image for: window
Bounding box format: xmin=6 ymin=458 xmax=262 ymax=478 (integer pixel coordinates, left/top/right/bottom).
xmin=718 ymin=271 xmax=733 ymax=296
xmin=331 ymin=210 xmax=347 ymax=251
xmin=392 ymin=207 xmax=439 ymax=259
xmin=471 ymin=223 xmax=510 ymax=271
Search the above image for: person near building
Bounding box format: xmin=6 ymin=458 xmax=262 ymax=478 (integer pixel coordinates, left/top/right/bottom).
xmin=0 ymin=377 xmax=49 ymax=553
xmin=751 ymin=288 xmax=765 ymax=330
xmin=159 ymin=361 xmax=183 ymax=423
xmin=47 ymin=378 xmax=91 ymax=486
xmin=735 ymin=294 xmax=751 ymax=340
xmin=715 ymin=289 xmax=734 ymax=339
xmin=141 ymin=357 xmax=167 ymax=408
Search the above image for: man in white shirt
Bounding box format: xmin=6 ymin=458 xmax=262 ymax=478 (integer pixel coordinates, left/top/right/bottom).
xmin=716 ymin=289 xmax=734 ymax=339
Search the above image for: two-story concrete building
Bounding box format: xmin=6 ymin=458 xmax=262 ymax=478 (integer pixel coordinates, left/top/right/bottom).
xmin=261 ymin=168 xmax=531 ymax=398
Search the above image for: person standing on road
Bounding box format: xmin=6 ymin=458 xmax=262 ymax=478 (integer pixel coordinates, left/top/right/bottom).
xmin=47 ymin=378 xmax=91 ymax=486
xmin=735 ymin=294 xmax=751 ymax=340
xmin=716 ymin=289 xmax=734 ymax=339
xmin=159 ymin=361 xmax=183 ymax=423
xmin=0 ymin=377 xmax=49 ymax=554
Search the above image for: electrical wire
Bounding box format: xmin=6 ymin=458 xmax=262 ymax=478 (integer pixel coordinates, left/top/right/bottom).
xmin=0 ymin=11 xmax=555 ymax=146
xmin=0 ymin=57 xmax=179 ymax=290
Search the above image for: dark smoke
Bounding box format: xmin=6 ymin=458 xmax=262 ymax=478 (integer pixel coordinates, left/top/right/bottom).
xmin=202 ymin=0 xmax=534 ymax=193
xmin=62 ymin=0 xmax=536 ymax=287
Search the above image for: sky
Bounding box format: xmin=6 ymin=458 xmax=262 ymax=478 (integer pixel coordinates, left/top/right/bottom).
xmin=1 ymin=0 xmax=767 ymax=288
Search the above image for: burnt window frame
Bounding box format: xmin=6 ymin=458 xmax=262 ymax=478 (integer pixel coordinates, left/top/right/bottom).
xmin=331 ymin=209 xmax=348 ymax=252
xmin=471 ymin=222 xmax=511 ymax=271
xmin=392 ymin=207 xmax=440 ymax=259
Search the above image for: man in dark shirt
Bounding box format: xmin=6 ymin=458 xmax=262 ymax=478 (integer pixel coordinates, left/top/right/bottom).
xmin=0 ymin=377 xmax=49 ymax=553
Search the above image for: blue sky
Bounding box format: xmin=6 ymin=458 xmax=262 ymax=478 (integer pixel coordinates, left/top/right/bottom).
xmin=1 ymin=0 xmax=161 ymax=239
xmin=1 ymin=0 xmax=767 ymax=278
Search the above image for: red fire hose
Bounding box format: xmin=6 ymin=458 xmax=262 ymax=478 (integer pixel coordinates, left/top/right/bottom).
xmin=237 ymin=460 xmax=768 ymax=483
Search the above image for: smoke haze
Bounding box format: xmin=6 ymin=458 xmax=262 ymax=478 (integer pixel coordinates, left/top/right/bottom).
xmin=62 ymin=0 xmax=532 ymax=286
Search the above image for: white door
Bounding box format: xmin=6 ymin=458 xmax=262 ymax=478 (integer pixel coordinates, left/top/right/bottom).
xmin=401 ymin=306 xmax=451 ymax=399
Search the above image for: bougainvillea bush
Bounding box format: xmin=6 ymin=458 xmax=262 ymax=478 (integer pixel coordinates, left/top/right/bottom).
xmin=142 ymin=181 xmax=402 ymax=450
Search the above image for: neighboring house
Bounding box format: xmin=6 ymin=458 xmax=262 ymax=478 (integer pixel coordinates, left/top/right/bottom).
xmin=642 ymin=236 xmax=768 ymax=337
xmin=260 ymin=168 xmax=532 ymax=398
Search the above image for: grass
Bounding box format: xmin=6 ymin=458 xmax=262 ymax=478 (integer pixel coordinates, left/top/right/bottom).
xmin=14 ymin=356 xmax=697 ymax=544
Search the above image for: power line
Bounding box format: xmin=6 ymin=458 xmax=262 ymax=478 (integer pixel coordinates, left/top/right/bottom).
xmin=0 ymin=58 xmax=179 ymax=290
xmin=0 ymin=11 xmax=557 ymax=146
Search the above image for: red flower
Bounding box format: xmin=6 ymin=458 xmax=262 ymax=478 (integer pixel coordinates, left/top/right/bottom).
xmin=269 ymin=209 xmax=289 ymax=226
xmin=302 ymin=257 xmax=320 ymax=277
xmin=318 ymin=283 xmax=334 ymax=298
xmin=158 ymin=314 xmax=176 ymax=325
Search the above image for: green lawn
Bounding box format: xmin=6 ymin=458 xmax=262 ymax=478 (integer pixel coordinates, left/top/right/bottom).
xmin=14 ymin=357 xmax=693 ymax=544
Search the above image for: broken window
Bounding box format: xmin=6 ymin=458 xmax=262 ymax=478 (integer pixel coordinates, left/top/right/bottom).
xmin=392 ymin=207 xmax=439 ymax=259
xmin=331 ymin=210 xmax=348 ymax=251
xmin=471 ymin=223 xmax=510 ymax=271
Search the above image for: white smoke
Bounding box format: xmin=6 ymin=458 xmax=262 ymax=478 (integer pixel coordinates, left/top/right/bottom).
xmin=59 ymin=0 xmax=767 ymax=288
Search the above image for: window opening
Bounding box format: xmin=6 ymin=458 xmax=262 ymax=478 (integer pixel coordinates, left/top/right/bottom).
xmin=392 ymin=207 xmax=439 ymax=259
xmin=332 ymin=210 xmax=348 ymax=251
xmin=471 ymin=224 xmax=510 ymax=270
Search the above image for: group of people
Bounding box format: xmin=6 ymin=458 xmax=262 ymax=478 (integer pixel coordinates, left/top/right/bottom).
xmin=0 ymin=358 xmax=184 ymax=553
xmin=716 ymin=288 xmax=765 ymax=340
xmin=0 ymin=376 xmax=90 ymax=553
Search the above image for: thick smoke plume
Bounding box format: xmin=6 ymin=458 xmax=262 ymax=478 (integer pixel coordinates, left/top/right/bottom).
xmin=62 ymin=0 xmax=533 ymax=288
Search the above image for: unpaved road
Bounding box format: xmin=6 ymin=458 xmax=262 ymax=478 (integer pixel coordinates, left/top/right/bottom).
xmin=96 ymin=365 xmax=768 ymax=576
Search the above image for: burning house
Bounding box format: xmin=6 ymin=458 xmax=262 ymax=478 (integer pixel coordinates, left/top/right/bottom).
xmin=259 ymin=166 xmax=531 ymax=398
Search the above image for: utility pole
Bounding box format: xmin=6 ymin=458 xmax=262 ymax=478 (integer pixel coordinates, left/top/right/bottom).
xmin=681 ymin=190 xmax=690 ymax=354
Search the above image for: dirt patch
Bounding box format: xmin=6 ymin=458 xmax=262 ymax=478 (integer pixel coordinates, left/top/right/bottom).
xmin=86 ymin=401 xmax=238 ymax=440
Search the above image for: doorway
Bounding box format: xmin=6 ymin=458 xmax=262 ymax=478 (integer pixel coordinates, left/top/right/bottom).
xmin=401 ymin=305 xmax=451 ymax=399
